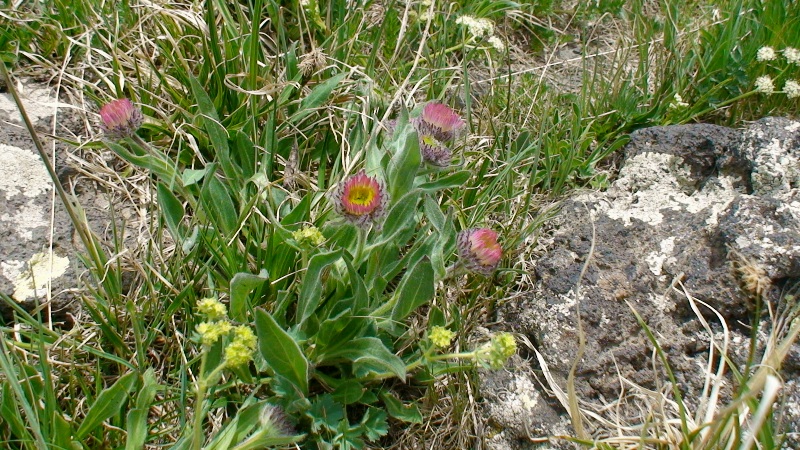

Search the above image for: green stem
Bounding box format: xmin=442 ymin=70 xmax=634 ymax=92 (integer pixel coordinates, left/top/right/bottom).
xmin=191 ymin=354 xmax=225 ymax=450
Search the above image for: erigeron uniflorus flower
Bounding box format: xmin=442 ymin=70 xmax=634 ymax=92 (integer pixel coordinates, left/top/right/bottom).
xmin=292 ymin=225 xmax=325 ymax=247
xmin=99 ymin=98 xmax=143 ymax=139
xmin=457 ymin=228 xmax=502 ymax=275
xmin=487 ymin=36 xmax=506 ymax=52
xmin=197 ymin=297 xmax=227 ymax=320
xmin=331 ymin=170 xmax=389 ymax=228
xmin=783 ymin=47 xmax=800 ymax=65
xmin=414 ymin=102 xmax=466 ymax=142
xmin=429 ymin=326 xmax=455 ymax=348
xmin=755 ymin=75 xmax=775 ymax=94
xmin=756 ymin=46 xmax=777 ymax=61
xmin=455 ymin=15 xmax=494 ymax=38
xmin=784 ymin=80 xmax=800 ymax=99
xmin=418 ymin=134 xmax=453 ymax=167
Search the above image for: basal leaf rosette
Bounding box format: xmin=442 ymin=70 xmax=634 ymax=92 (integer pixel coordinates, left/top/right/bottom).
xmin=99 ymin=98 xmax=143 ymax=139
xmin=457 ymin=228 xmax=502 ymax=275
xmin=331 ymin=170 xmax=389 ymax=228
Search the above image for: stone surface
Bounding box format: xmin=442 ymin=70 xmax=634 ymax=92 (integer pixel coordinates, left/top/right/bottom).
xmin=482 ymin=118 xmax=800 ymax=449
xmin=0 ymin=81 xmax=80 ymax=323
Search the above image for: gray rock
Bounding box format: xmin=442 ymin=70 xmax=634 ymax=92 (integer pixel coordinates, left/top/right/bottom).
xmin=483 ymin=118 xmax=800 ymax=448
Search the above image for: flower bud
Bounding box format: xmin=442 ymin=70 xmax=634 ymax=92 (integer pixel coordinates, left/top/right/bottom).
xmin=99 ymin=98 xmax=143 ymax=139
xmin=457 ymin=228 xmax=502 ymax=275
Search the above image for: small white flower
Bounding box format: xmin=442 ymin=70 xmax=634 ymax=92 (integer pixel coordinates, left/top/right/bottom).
xmin=784 ymin=80 xmax=800 ymax=99
xmin=455 ymin=15 xmax=494 ymax=37
xmin=783 ymin=47 xmax=800 ymax=64
xmin=755 ymin=75 xmax=775 ymax=94
xmin=756 ymin=46 xmax=777 ymax=61
xmin=669 ymin=93 xmax=689 ymax=109
xmin=487 ymin=36 xmax=506 ymax=52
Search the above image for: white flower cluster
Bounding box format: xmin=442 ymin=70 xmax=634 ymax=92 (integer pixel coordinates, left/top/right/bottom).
xmin=783 ymin=47 xmax=800 ymax=65
xmin=754 ymin=45 xmax=800 ymax=99
xmin=757 ymin=46 xmax=776 ymax=61
xmin=785 ymin=80 xmax=800 ymax=99
xmin=668 ymin=93 xmax=689 ymax=109
xmin=455 ymin=15 xmax=494 ymax=37
xmin=755 ymin=75 xmax=775 ymax=94
xmin=455 ymin=15 xmax=507 ymax=53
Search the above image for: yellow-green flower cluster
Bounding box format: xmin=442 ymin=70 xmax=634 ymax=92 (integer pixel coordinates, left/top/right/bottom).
xmin=196 ymin=320 xmax=233 ymax=347
xmin=224 ymin=325 xmax=258 ymax=368
xmin=292 ymin=225 xmax=325 ymax=247
xmin=429 ymin=326 xmax=455 ymax=349
xmin=478 ymin=332 xmax=517 ymax=369
xmin=197 ymin=297 xmax=227 ymax=320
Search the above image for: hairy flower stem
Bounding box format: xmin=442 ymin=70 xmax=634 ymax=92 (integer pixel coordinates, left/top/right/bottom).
xmin=353 ymin=226 xmax=369 ymax=266
xmin=191 ymin=353 xmax=224 ymax=450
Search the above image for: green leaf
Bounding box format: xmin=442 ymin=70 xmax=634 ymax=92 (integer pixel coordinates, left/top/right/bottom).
xmin=297 ymin=249 xmax=343 ymax=325
xmin=360 ymin=407 xmax=388 ymax=441
xmin=386 ymin=121 xmax=421 ymax=200
xmin=390 ymin=256 xmax=434 ymax=322
xmin=105 ymin=140 xmax=178 ymax=187
xmin=51 ymin=411 xmax=74 ymax=450
xmin=181 ymin=168 xmax=209 ymax=187
xmin=308 ymin=394 xmax=345 ymax=433
xmin=126 ymin=373 xmax=159 ymax=450
xmin=423 ymin=196 xmax=445 ymax=233
xmin=125 ymin=408 xmax=149 ymax=450
xmin=291 ymin=73 xmax=348 ymax=125
xmin=157 ymin=183 xmax=186 ymax=242
xmin=201 ymin=174 xmax=239 ymax=236
xmin=321 ymin=337 xmax=406 ymax=380
xmin=380 ymin=392 xmax=422 ymax=424
xmin=417 ymin=170 xmax=470 ymax=193
xmin=189 ymin=75 xmax=240 ymax=183
xmin=255 ymin=308 xmax=309 ymax=395
xmin=331 ymin=380 xmax=365 ymax=406
xmin=76 ymin=371 xmax=137 ymax=439
xmin=229 ymin=270 xmax=270 ymax=322
xmin=377 ymin=190 xmax=420 ymax=245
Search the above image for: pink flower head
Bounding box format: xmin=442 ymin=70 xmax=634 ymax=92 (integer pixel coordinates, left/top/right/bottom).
xmin=457 ymin=228 xmax=502 ymax=275
xmin=415 ymin=102 xmax=465 ymax=142
xmin=99 ymin=98 xmax=143 ymax=139
xmin=419 ymin=134 xmax=452 ymax=167
xmin=332 ymin=170 xmax=389 ymax=228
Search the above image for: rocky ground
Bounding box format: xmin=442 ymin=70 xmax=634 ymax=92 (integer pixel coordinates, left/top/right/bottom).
xmin=3 ymin=81 xmax=799 ymax=449
xmin=482 ymin=118 xmax=800 ymax=449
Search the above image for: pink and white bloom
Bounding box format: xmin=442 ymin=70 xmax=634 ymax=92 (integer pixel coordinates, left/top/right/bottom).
xmin=414 ymin=102 xmax=466 ymax=143
xmin=99 ymin=98 xmax=143 ymax=139
xmin=457 ymin=228 xmax=502 ymax=275
xmin=331 ymin=170 xmax=389 ymax=228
